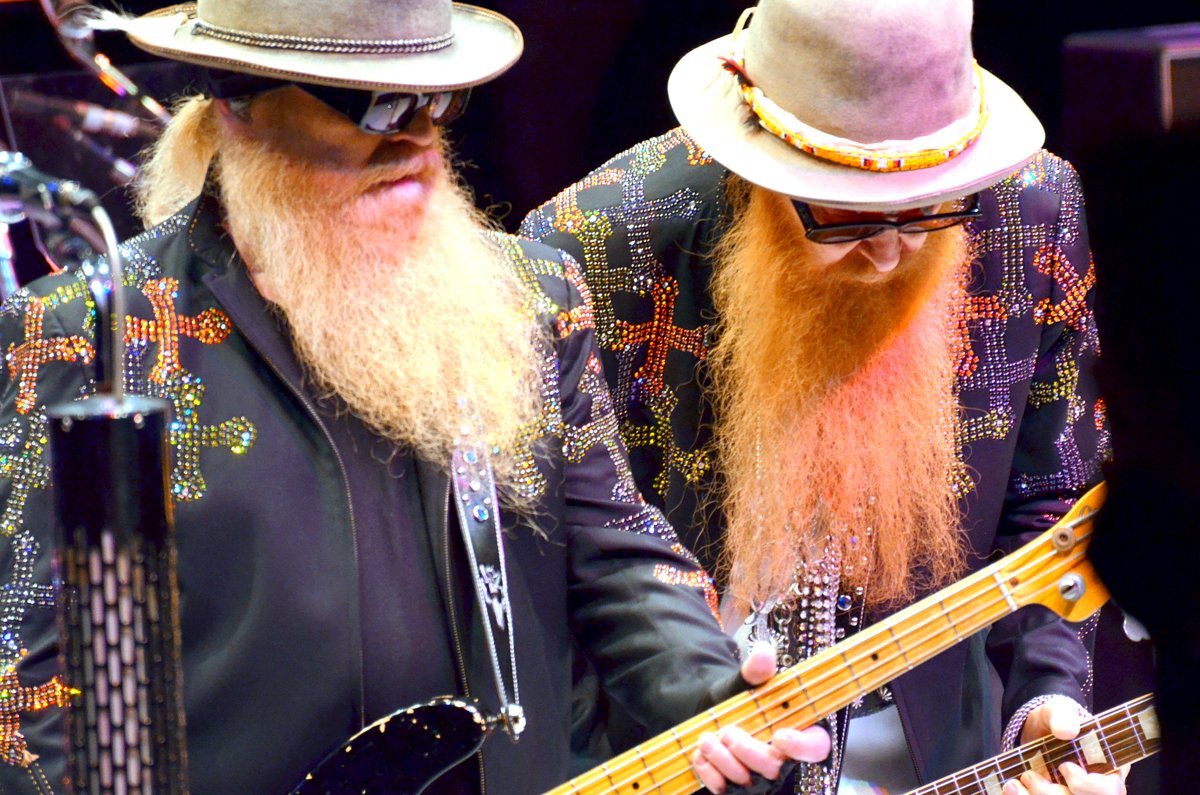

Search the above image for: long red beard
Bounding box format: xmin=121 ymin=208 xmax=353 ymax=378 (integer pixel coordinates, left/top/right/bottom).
xmin=710 ymin=179 xmax=970 ymax=609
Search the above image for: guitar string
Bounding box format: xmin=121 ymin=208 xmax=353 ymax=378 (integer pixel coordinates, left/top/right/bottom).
xmin=922 ymin=742 xmax=1151 ymax=795
xmin=921 ymin=695 xmax=1154 ymax=789
xmin=613 ymin=554 xmax=1091 ymax=795
xmin=563 ymin=543 xmax=1080 ymax=792
xmin=559 ymin=538 xmax=1098 ymax=794
xmin=561 ymin=545 xmax=1088 ymax=793
xmin=920 ymin=732 xmax=1155 ymax=795
xmin=913 ymin=715 xmax=1156 ymax=795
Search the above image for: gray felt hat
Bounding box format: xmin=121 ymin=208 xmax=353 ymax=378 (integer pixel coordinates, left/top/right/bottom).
xmin=668 ymin=0 xmax=1045 ymax=210
xmin=93 ymin=0 xmax=523 ymax=92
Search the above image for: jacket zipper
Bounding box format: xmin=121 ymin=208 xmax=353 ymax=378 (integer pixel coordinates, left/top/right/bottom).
xmin=255 ymin=354 xmax=367 ymax=726
xmin=442 ymin=481 xmax=487 ymax=794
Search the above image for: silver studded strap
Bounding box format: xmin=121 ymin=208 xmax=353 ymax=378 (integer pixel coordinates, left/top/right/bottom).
xmin=450 ymin=444 xmax=524 ymax=740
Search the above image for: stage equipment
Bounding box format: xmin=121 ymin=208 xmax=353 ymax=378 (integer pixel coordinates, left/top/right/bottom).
xmin=1 ymin=149 xmax=100 ymax=213
xmin=1063 ymin=22 xmax=1200 ymax=159
xmin=36 ymin=0 xmax=171 ymax=127
xmin=32 ymin=153 xmax=188 ymax=792
xmin=10 ymin=88 xmax=160 ymax=139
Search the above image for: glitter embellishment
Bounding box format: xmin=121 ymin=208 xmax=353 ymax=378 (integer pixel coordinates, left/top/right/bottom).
xmin=534 ymin=130 xmax=714 ymax=502
xmin=614 ymin=277 xmax=708 ymax=411
xmin=654 ymin=544 xmax=720 ymax=622
xmin=6 ymin=297 xmax=94 ymax=415
xmin=124 ymin=278 xmax=232 ymax=383
xmin=1032 ymin=249 xmax=1096 ymax=329
xmin=160 ymin=373 xmax=257 ymax=501
xmin=0 ymin=658 xmax=76 ymax=767
xmin=555 ymin=256 xmax=597 ymax=339
xmin=0 ymin=215 xmax=259 ymax=773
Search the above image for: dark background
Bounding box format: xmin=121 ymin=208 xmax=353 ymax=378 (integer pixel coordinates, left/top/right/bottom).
xmin=2 ymin=1 xmax=1196 ymax=791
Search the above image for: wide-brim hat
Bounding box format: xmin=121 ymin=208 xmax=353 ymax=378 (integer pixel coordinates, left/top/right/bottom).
xmin=94 ymin=0 xmax=522 ymax=93
xmin=668 ymin=0 xmax=1044 ymax=211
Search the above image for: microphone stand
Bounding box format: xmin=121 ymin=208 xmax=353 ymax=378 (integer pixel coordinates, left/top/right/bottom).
xmin=0 ymin=222 xmax=17 ymax=300
xmin=46 ymin=204 xmax=188 ymax=794
xmin=0 ymin=138 xmax=22 ymax=301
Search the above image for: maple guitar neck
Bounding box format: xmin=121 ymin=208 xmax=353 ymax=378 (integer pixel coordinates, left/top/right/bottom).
xmin=546 ymin=483 xmax=1109 ymax=795
xmin=909 ymin=694 xmax=1159 ymax=795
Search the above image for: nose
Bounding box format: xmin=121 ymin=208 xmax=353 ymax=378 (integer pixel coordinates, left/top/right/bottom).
xmin=385 ymin=107 xmax=437 ymax=148
xmin=857 ymin=229 xmax=927 ymax=272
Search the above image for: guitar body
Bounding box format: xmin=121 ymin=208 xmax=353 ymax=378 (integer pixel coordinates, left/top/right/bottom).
xmin=291 ymin=697 xmax=491 ymax=795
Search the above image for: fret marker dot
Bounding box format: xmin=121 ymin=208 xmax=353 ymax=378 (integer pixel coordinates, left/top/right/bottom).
xmin=781 ymin=701 xmax=789 ymax=709
xmin=871 ymin=653 xmax=879 ymax=661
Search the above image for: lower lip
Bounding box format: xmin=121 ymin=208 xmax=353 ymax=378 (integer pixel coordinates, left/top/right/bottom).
xmin=365 ymin=151 xmax=439 ymax=202
xmin=370 ymin=174 xmax=428 ymax=203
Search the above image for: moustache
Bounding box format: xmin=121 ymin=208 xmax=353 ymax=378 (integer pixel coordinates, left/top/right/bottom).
xmin=358 ymin=150 xmax=443 ymax=191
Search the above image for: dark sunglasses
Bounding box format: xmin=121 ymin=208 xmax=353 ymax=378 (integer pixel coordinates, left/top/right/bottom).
xmin=792 ymin=193 xmax=982 ymax=244
xmin=301 ymin=83 xmax=471 ymax=134
xmin=203 ymin=68 xmax=470 ymax=134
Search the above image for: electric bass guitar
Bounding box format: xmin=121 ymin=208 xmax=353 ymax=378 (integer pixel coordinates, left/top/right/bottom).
xmin=293 ymin=483 xmax=1109 ymax=795
xmin=904 ymin=693 xmax=1158 ymax=795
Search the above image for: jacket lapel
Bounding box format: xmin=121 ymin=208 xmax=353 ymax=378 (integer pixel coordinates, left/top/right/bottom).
xmin=415 ymin=459 xmax=452 ymax=596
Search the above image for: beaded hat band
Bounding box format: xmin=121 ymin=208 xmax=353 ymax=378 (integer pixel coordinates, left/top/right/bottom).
xmin=666 ymin=0 xmax=1045 ymax=211
xmin=722 ymin=47 xmax=990 ymax=173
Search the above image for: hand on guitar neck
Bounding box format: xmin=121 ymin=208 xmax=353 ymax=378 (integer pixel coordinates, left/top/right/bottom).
xmin=1002 ymin=701 xmax=1130 ymax=795
xmin=690 ymin=642 xmax=832 ymax=794
xmin=689 ymin=658 xmax=1131 ymax=795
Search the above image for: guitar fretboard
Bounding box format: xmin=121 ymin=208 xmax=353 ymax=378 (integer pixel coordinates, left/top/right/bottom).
xmin=909 ymin=695 xmax=1158 ymax=795
xmin=546 ymin=485 xmax=1106 ymax=795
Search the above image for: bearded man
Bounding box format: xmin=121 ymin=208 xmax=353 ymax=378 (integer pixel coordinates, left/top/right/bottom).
xmin=0 ymin=1 xmax=836 ymax=792
xmin=522 ymin=1 xmax=1124 ymax=794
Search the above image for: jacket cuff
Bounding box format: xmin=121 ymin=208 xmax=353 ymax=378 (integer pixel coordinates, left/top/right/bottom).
xmin=1001 ymin=694 xmax=1091 ymax=751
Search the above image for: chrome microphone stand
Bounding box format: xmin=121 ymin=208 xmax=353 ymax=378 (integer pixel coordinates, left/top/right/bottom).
xmin=46 ymin=203 xmax=188 ymax=794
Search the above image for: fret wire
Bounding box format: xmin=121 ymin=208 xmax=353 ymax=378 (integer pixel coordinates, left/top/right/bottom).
xmin=551 ymin=535 xmax=1100 ymax=794
xmin=576 ymin=574 xmax=1075 ymax=795
xmin=589 ymin=565 xmax=1077 ymax=793
xmin=921 ymin=734 xmax=1152 ymax=795
xmin=1095 ymin=721 xmax=1117 ymax=767
xmin=1123 ymin=703 xmax=1146 ymax=758
xmin=911 ymin=698 xmax=1156 ymax=795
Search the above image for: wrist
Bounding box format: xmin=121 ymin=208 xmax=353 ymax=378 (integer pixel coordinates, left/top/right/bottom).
xmin=1001 ymin=694 xmax=1091 ymax=751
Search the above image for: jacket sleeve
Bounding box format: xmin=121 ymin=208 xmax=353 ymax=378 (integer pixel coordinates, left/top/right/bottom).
xmin=0 ymin=278 xmax=98 ymax=794
xmin=983 ymin=154 xmax=1105 ymax=729
xmin=550 ymin=252 xmax=742 ymax=739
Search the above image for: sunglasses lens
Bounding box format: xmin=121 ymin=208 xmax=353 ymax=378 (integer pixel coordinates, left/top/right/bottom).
xmin=428 ymin=90 xmax=470 ymax=125
xmin=298 ymin=84 xmax=471 ymax=133
xmin=809 ymin=226 xmax=887 ymax=244
xmin=360 ymin=93 xmax=418 ymax=133
xmin=899 ymin=217 xmax=965 ymax=233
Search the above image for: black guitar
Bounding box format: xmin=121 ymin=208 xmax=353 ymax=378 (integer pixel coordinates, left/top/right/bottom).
xmin=290 ymin=697 xmax=494 ymax=795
